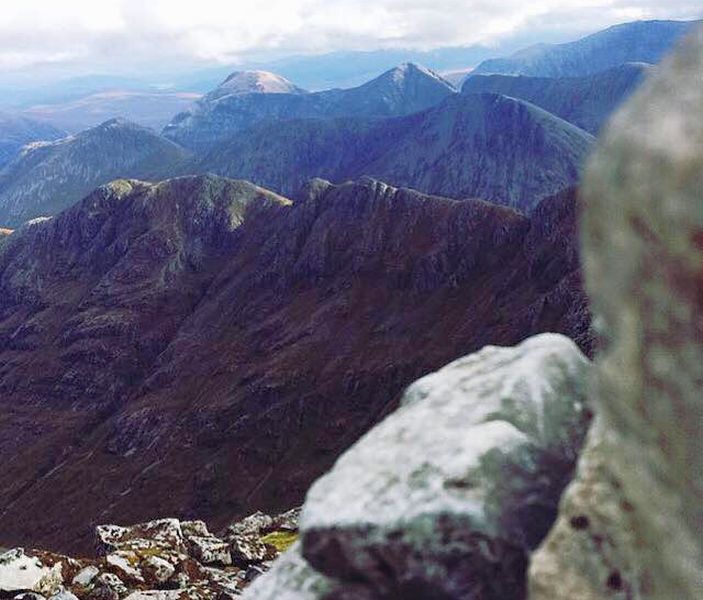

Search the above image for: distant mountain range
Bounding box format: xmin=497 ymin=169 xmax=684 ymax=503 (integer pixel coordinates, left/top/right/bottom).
xmin=0 ymin=174 xmax=590 ymax=553
xmin=21 ymin=90 xmax=202 ymax=133
xmin=163 ymin=64 xmax=457 ymax=152
xmin=472 ymin=19 xmax=698 ymax=77
xmin=194 ymin=92 xmax=593 ymax=211
xmin=0 ymin=119 xmax=190 ymax=227
xmin=462 ymin=62 xmax=651 ymax=134
xmin=0 ymin=19 xmax=697 ymax=229
xmin=0 ymin=113 xmax=65 ymax=169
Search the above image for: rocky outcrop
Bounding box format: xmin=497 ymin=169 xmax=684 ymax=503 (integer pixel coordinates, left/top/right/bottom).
xmin=462 ymin=63 xmax=650 ymax=134
xmin=0 ymin=176 xmax=591 ymax=554
xmin=472 ymin=19 xmax=697 ymax=77
xmin=196 ymin=93 xmax=593 ymax=211
xmin=529 ymin=24 xmax=703 ymax=600
xmin=0 ymin=119 xmax=191 ymax=228
xmin=243 ymin=333 xmax=591 ymax=599
xmin=163 ymin=63 xmax=455 ymax=152
xmin=0 ymin=509 xmax=298 ymax=600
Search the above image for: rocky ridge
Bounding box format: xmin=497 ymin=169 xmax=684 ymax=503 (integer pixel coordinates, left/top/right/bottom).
xmin=0 ymin=119 xmax=191 ymax=228
xmin=0 ymin=508 xmax=300 ymax=600
xmin=0 ymin=175 xmax=590 ymax=554
xmin=195 ymin=92 xmax=594 ymax=211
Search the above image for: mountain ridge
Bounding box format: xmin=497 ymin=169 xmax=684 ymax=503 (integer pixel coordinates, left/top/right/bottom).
xmin=462 ymin=62 xmax=651 ymax=133
xmin=472 ymin=19 xmax=699 ymax=77
xmin=194 ymin=92 xmax=593 ymax=211
xmin=163 ymin=62 xmax=457 ymax=152
xmin=0 ymin=118 xmax=191 ymax=228
xmin=0 ymin=174 xmax=590 ymax=554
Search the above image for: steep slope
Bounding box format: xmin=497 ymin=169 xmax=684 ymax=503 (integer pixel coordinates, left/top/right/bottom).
xmin=21 ymin=91 xmax=202 ymax=133
xmin=163 ymin=63 xmax=456 ymax=152
xmin=462 ymin=62 xmax=650 ymax=134
xmin=473 ymin=19 xmax=698 ymax=77
xmin=0 ymin=112 xmax=65 ymax=168
xmin=0 ymin=175 xmax=590 ymax=554
xmin=0 ymin=119 xmax=191 ymax=228
xmin=196 ymin=92 xmax=593 ymax=211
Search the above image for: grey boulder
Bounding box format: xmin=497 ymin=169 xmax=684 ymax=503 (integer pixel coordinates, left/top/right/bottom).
xmin=297 ymin=333 xmax=591 ymax=598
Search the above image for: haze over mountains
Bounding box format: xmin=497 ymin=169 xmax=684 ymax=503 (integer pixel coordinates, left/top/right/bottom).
xmin=0 ymin=19 xmax=696 ymax=230
xmin=472 ymin=19 xmax=699 ymax=77
xmin=21 ymin=91 xmax=202 ymax=134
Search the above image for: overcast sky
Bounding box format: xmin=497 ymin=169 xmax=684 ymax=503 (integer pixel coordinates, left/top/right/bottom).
xmin=0 ymin=0 xmax=700 ymax=78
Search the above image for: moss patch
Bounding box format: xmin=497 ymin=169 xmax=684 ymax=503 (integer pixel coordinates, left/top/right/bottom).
xmin=260 ymin=530 xmax=298 ymax=552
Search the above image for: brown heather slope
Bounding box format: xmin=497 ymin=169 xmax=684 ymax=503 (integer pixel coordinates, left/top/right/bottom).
xmin=0 ymin=175 xmax=590 ymax=554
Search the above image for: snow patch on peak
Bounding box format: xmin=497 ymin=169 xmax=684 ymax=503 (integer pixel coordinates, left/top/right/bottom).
xmin=210 ymin=71 xmax=306 ymax=100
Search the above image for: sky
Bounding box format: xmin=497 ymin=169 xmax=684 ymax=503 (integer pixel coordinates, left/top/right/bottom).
xmin=0 ymin=0 xmax=700 ymax=81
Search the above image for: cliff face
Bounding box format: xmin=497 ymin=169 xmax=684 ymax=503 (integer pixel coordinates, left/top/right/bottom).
xmin=0 ymin=175 xmax=590 ymax=554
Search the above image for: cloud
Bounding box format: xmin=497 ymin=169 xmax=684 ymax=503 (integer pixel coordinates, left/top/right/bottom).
xmin=0 ymin=0 xmax=699 ymax=73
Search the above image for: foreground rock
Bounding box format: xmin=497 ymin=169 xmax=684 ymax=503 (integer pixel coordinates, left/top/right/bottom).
xmin=244 ymin=333 xmax=591 ymax=599
xmin=0 ymin=509 xmax=298 ymax=600
xmin=529 ymin=25 xmax=703 ymax=600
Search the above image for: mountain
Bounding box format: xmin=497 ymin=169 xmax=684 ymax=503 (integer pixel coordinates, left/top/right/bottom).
xmin=207 ymin=71 xmax=307 ymax=100
xmin=163 ymin=63 xmax=457 ymax=152
xmin=0 ymin=119 xmax=191 ymax=228
xmin=195 ymin=92 xmax=594 ymax=211
xmin=0 ymin=113 xmax=65 ymax=168
xmin=21 ymin=90 xmax=202 ymax=133
xmin=472 ymin=19 xmax=699 ymax=77
xmin=462 ymin=62 xmax=651 ymax=134
xmin=0 ymin=174 xmax=590 ymax=554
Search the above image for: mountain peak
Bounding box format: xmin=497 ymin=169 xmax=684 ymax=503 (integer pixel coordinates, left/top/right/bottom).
xmin=378 ymin=62 xmax=456 ymax=90
xmin=208 ymin=70 xmax=307 ymax=100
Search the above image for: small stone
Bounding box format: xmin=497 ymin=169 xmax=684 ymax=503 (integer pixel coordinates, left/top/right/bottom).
xmin=181 ymin=521 xmax=210 ymax=539
xmin=106 ymin=553 xmax=144 ymax=583
xmin=0 ymin=549 xmax=52 ymax=593
xmin=229 ymin=536 xmax=268 ymax=567
xmin=185 ymin=537 xmax=232 ymax=566
xmin=142 ymin=557 xmax=175 ymax=584
xmin=49 ymin=591 xmax=80 ymax=600
xmin=33 ymin=563 xmax=63 ymax=597
xmin=225 ymin=513 xmax=274 ymax=540
xmin=72 ymin=566 xmax=100 ymax=588
xmin=13 ymin=594 xmax=47 ymax=600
